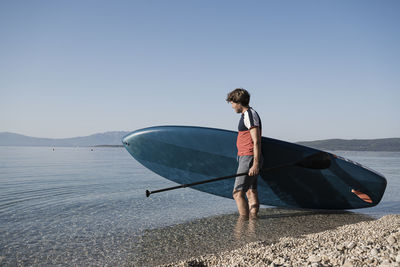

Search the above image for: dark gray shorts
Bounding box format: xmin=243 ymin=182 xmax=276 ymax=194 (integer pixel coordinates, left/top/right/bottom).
xmin=233 ymin=155 xmax=262 ymax=192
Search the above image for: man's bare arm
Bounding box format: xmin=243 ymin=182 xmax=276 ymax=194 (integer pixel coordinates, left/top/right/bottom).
xmin=249 ymin=126 xmax=261 ymax=176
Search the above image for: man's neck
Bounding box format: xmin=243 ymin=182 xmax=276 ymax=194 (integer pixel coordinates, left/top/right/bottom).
xmin=241 ymin=106 xmax=249 ymax=114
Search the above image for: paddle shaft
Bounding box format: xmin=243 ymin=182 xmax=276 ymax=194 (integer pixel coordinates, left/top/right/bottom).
xmin=145 ymin=160 xmax=302 ymax=197
xmin=145 ymin=152 xmax=331 ymax=197
xmin=146 ymin=171 xmax=248 ymax=197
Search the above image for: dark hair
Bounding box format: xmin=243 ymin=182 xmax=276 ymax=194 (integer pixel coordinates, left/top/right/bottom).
xmin=226 ymin=88 xmax=250 ymax=106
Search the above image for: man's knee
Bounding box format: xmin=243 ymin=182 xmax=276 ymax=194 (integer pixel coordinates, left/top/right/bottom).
xmin=246 ymin=189 xmax=258 ymax=200
xmin=233 ymin=190 xmax=245 ymax=199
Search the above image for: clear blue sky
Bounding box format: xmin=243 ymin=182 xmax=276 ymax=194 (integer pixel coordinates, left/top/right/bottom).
xmin=0 ymin=0 xmax=399 ymax=142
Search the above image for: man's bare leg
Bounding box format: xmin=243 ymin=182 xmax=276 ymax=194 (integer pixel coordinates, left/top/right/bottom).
xmin=233 ymin=190 xmax=249 ymax=216
xmin=246 ymin=189 xmax=259 ymax=216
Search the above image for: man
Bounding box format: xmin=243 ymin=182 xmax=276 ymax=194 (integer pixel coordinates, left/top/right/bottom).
xmin=226 ymin=88 xmax=263 ymax=217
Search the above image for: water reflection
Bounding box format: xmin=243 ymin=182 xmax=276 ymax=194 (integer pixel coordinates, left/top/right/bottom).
xmin=233 ymin=215 xmax=258 ymax=241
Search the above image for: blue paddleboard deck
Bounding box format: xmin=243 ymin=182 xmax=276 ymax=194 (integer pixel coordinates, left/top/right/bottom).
xmin=122 ymin=126 xmax=386 ymax=210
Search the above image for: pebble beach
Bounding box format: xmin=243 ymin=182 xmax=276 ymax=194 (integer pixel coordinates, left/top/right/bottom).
xmin=160 ymin=213 xmax=400 ymax=267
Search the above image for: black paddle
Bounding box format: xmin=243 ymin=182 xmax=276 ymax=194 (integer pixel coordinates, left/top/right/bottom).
xmin=145 ymin=152 xmax=331 ymax=197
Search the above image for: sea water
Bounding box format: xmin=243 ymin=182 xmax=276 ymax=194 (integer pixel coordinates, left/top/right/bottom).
xmin=0 ymin=147 xmax=399 ymax=265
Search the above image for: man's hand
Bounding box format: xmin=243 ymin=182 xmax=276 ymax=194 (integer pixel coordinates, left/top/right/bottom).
xmin=249 ymin=164 xmax=259 ymax=176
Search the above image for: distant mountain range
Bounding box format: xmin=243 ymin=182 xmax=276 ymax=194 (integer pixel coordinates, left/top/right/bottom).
xmin=0 ymin=131 xmax=399 ymax=151
xmin=0 ymin=131 xmax=130 ymax=147
xmin=297 ymin=138 xmax=400 ymax=152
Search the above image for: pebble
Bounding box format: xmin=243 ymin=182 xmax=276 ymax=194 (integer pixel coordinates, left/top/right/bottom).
xmin=379 ymin=259 xmax=391 ymax=267
xmin=273 ymin=257 xmax=284 ymax=265
xmin=371 ymin=248 xmax=379 ymax=256
xmin=336 ymin=244 xmax=345 ymax=251
xmin=388 ymin=236 xmax=397 ymax=245
xmin=162 ymin=214 xmax=400 ymax=267
xmin=308 ymin=255 xmax=321 ymax=263
xmin=342 ymin=261 xmax=354 ymax=267
xmin=347 ymin=241 xmax=356 ymax=249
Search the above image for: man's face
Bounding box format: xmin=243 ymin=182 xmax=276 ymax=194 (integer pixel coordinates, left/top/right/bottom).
xmin=230 ymin=101 xmax=243 ymax=114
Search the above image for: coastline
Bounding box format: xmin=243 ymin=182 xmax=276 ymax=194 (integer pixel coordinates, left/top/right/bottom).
xmin=159 ymin=213 xmax=400 ymax=267
xmin=126 ymin=208 xmax=392 ymax=266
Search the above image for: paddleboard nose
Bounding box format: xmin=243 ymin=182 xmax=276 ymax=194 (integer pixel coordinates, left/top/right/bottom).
xmin=122 ymin=138 xmax=129 ymax=147
xmin=122 ymin=129 xmax=142 ymax=147
xmin=121 ymin=134 xmax=133 ymax=147
xmin=122 ymin=127 xmax=163 ymax=148
xmin=122 ymin=128 xmax=148 ymax=149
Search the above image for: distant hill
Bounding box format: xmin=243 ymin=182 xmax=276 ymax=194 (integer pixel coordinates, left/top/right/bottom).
xmin=1 ymin=132 xmax=399 ymax=151
xmin=297 ymin=138 xmax=400 ymax=151
xmin=0 ymin=131 xmax=130 ymax=147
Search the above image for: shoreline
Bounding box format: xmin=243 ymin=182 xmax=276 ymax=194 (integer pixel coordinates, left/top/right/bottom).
xmin=127 ymin=208 xmax=386 ymax=266
xmin=160 ymin=213 xmax=400 ymax=267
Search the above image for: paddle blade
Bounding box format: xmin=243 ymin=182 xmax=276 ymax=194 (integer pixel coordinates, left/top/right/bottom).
xmin=296 ymin=152 xmax=331 ymax=169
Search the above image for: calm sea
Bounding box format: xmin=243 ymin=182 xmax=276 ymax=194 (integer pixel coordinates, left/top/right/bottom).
xmin=0 ymin=147 xmax=399 ymax=266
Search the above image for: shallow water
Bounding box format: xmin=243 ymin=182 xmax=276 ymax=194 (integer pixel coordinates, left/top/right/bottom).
xmin=0 ymin=147 xmax=399 ymax=266
xmin=131 ymin=209 xmax=374 ymax=266
xmin=0 ymin=147 xmax=237 ymax=266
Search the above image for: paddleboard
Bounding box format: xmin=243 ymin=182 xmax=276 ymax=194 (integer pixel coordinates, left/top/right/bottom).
xmin=122 ymin=126 xmax=386 ymax=210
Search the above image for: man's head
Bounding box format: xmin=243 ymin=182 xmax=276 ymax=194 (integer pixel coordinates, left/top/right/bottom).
xmin=226 ymin=88 xmax=250 ymax=114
